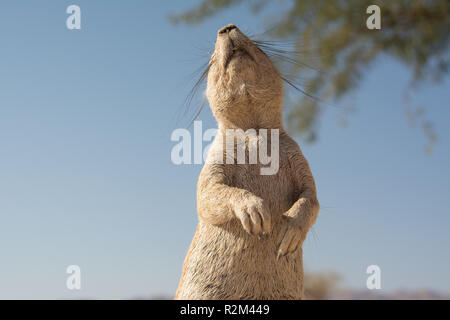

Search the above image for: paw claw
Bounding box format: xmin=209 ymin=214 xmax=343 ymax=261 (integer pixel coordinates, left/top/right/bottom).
xmin=233 ymin=196 xmax=270 ymax=238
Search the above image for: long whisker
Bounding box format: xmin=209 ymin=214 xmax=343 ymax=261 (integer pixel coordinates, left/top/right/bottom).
xmin=248 ymin=38 xmax=338 ymax=108
xmin=252 ymin=40 xmax=322 ymax=72
xmin=281 ymin=76 xmax=323 ymax=103
xmin=181 ymin=63 xmax=210 ymax=127
xmin=187 ymin=97 xmax=208 ymax=129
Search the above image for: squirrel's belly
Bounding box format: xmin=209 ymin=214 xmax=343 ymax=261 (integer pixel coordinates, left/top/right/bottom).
xmin=176 ymin=220 xmax=304 ymax=300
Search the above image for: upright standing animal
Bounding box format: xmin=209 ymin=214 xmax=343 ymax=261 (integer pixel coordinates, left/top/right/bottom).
xmin=175 ymin=24 xmax=319 ymax=300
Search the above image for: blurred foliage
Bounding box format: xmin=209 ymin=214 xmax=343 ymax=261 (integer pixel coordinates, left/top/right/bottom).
xmin=304 ymin=272 xmax=340 ymax=300
xmin=170 ymin=0 xmax=449 ymax=149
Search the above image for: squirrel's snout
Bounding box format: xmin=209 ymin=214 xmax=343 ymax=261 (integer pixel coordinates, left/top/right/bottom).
xmin=218 ymin=24 xmax=237 ymax=35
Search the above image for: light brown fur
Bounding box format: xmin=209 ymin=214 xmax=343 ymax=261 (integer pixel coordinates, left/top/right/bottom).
xmin=175 ymin=25 xmax=319 ymax=300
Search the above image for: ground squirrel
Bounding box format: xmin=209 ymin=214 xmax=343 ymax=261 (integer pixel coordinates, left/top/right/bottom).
xmin=175 ymin=24 xmax=319 ymax=300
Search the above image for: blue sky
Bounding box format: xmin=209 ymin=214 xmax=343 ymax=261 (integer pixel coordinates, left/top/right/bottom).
xmin=0 ymin=1 xmax=449 ymax=299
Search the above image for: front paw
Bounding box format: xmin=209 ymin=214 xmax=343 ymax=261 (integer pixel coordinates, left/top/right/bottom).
xmin=233 ymin=196 xmax=271 ymax=236
xmin=277 ymin=219 xmax=306 ymax=259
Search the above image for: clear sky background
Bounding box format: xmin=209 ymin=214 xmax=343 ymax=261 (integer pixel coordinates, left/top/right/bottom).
xmin=0 ymin=1 xmax=449 ymax=299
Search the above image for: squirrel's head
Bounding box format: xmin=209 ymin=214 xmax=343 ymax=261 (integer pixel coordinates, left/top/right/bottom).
xmin=206 ymin=25 xmax=284 ymax=130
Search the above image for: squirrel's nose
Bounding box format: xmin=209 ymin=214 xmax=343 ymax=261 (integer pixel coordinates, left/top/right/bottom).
xmin=218 ymin=24 xmax=237 ymax=34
